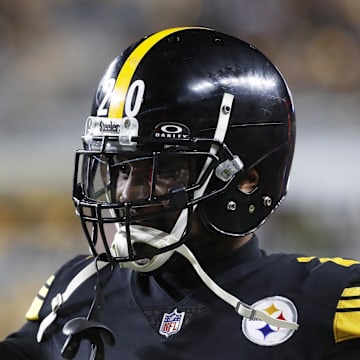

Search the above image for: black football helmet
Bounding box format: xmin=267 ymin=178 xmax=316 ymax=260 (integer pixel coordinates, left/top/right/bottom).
xmin=73 ymin=27 xmax=295 ymax=267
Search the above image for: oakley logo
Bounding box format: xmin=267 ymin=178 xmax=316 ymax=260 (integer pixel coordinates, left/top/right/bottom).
xmin=153 ymin=122 xmax=190 ymax=139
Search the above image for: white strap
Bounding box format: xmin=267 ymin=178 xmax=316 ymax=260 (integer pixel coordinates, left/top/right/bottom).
xmin=176 ymin=244 xmax=299 ymax=331
xmin=37 ymin=260 xmax=108 ymax=342
xmin=213 ymin=92 xmax=234 ymax=142
xmin=171 ymin=94 xmax=295 ymax=329
xmin=37 ymin=243 xmax=297 ymax=343
xmin=171 ymin=93 xmax=234 ymax=241
xmin=195 ymin=93 xmax=234 ymax=197
xmin=37 ymin=92 xmax=297 ymax=343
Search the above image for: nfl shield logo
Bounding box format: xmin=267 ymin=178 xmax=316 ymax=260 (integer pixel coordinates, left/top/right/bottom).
xmin=159 ymin=308 xmax=185 ymax=338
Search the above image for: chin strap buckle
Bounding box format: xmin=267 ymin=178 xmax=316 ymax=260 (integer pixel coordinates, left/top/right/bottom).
xmin=235 ymin=302 xmax=299 ymax=330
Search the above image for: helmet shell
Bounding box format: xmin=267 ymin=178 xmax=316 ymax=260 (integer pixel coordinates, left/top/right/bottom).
xmin=89 ymin=27 xmax=295 ymax=236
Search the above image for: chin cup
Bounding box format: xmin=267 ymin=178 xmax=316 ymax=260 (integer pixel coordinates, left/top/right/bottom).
xmin=111 ymin=225 xmax=178 ymax=272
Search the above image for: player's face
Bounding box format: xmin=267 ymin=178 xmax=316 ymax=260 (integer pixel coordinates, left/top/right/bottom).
xmin=113 ymin=154 xmax=190 ymax=233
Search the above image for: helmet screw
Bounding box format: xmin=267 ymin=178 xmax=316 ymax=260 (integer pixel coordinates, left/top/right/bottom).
xmin=226 ymin=201 xmax=237 ymax=211
xmin=248 ymin=204 xmax=256 ymax=214
xmin=222 ymin=104 xmax=231 ymax=114
xmin=262 ymin=196 xmax=272 ymax=207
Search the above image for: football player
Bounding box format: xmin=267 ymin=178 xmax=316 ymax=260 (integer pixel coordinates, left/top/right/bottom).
xmin=1 ymin=27 xmax=360 ymax=359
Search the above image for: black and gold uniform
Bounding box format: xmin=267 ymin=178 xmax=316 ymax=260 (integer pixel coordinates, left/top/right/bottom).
xmin=2 ymin=27 xmax=359 ymax=359
xmin=1 ymin=236 xmax=360 ymax=359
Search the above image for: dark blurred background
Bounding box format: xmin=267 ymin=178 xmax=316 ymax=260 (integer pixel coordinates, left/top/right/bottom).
xmin=0 ymin=0 xmax=359 ymax=338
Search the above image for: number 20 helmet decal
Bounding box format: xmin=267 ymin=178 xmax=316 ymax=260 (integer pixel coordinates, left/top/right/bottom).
xmin=73 ymin=27 xmax=295 ymax=266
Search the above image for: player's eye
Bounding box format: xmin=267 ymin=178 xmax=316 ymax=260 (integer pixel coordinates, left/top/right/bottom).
xmin=110 ymin=156 xmax=131 ymax=176
xmin=118 ymin=163 xmax=131 ymax=176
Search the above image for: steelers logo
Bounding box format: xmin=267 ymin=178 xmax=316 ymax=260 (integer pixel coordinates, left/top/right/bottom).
xmin=242 ymin=296 xmax=298 ymax=346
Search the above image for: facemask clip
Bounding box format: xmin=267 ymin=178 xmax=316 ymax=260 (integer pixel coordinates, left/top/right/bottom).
xmin=215 ymin=155 xmax=244 ymax=181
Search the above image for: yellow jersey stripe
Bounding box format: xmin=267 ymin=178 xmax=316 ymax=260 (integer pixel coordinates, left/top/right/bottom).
xmin=334 ymin=286 xmax=360 ymax=342
xmin=334 ymin=310 xmax=360 ymax=342
xmin=25 ymin=296 xmax=44 ymax=321
xmin=340 ymin=286 xmax=360 ymax=298
xmin=297 ymin=256 xmax=360 ymax=267
xmin=337 ymin=298 xmax=360 ymax=310
xmin=38 ymin=284 xmax=49 ymax=299
xmin=108 ymin=27 xmax=201 ymax=118
xmin=25 ymin=274 xmax=55 ymax=321
xmin=296 ymin=256 xmax=316 ymax=263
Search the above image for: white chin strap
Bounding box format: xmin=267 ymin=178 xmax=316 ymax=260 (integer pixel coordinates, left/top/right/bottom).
xmin=175 ymin=244 xmax=299 ymax=331
xmin=37 ymin=232 xmax=298 ymax=344
xmin=109 ymin=224 xmax=298 ymax=331
xmin=36 ymin=92 xmax=297 ymax=344
xmin=37 ymin=224 xmax=297 ymax=344
xmin=110 ymin=91 xmax=298 ymax=330
xmin=110 ymin=224 xmax=179 ymax=272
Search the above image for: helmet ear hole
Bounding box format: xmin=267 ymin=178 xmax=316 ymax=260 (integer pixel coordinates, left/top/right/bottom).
xmin=237 ymin=168 xmax=259 ymax=195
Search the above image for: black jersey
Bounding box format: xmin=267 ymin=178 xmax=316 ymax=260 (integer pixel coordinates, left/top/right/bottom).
xmin=2 ymin=237 xmax=360 ymax=359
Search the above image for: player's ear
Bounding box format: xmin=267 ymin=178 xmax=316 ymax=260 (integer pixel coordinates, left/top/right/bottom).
xmin=237 ymin=168 xmax=259 ymax=194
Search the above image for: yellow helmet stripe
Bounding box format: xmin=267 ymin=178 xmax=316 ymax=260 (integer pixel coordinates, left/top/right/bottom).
xmin=108 ymin=27 xmax=199 ymax=118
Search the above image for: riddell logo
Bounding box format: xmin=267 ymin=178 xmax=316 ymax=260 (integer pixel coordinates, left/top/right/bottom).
xmin=152 ymin=122 xmax=190 ymax=139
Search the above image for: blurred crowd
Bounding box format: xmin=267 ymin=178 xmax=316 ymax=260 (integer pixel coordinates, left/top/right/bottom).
xmin=0 ymin=0 xmax=359 ymax=93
